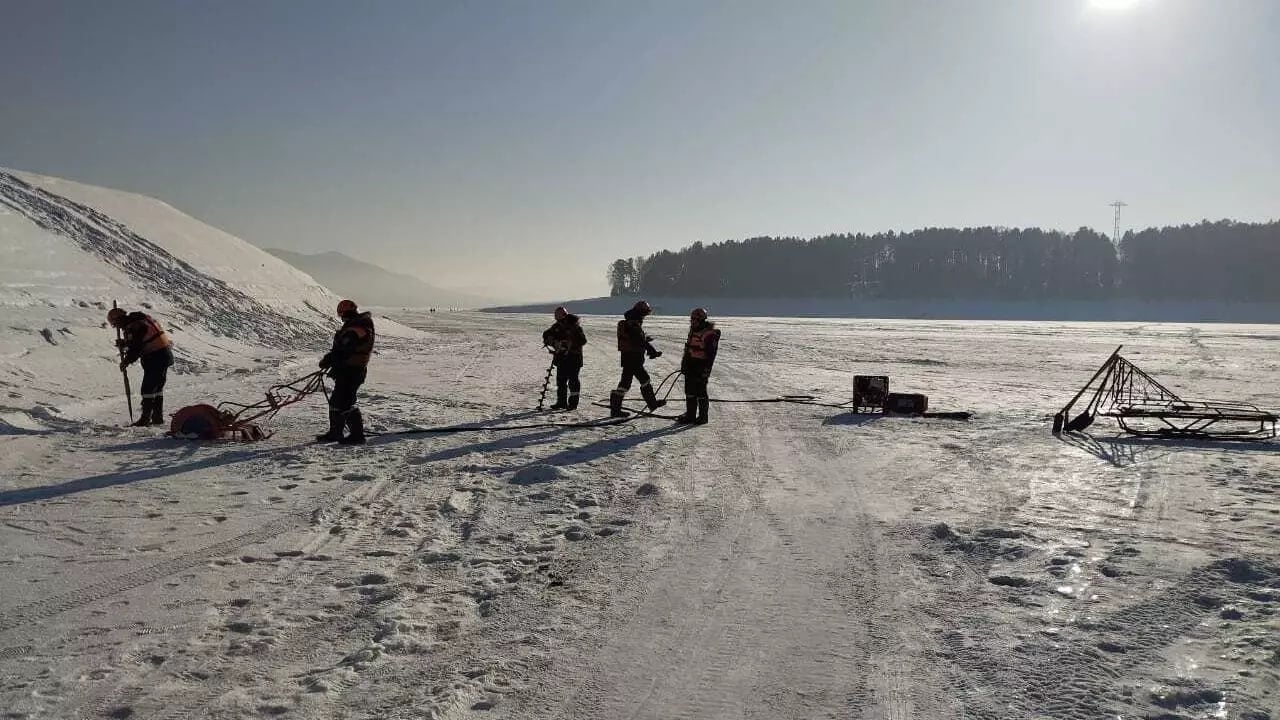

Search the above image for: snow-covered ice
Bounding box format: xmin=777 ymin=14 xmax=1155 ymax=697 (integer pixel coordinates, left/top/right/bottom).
xmin=2 ymin=171 xmax=1279 ymax=719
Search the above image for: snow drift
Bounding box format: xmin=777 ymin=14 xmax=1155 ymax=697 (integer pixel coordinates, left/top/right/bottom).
xmin=0 ymin=167 xmax=411 ymax=422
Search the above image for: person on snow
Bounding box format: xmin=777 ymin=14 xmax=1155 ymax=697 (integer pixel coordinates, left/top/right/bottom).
xmin=542 ymin=306 xmax=587 ymax=411
xmin=316 ymin=299 xmax=374 ymax=445
xmin=108 ymin=307 xmax=174 ymax=427
xmin=677 ymin=307 xmax=721 ymax=425
xmin=609 ymin=300 xmax=664 ymax=418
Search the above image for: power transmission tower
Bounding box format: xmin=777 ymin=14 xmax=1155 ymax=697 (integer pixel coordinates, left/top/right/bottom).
xmin=1109 ymin=201 xmax=1128 ymax=244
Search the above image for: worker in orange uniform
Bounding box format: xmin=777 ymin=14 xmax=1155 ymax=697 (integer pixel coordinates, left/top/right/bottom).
xmin=108 ymin=307 xmax=174 ymax=427
xmin=316 ymin=299 xmax=375 ymax=445
xmin=676 ymin=307 xmax=720 ymax=425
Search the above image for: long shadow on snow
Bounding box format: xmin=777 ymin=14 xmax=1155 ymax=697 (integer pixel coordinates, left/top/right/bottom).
xmin=1060 ymin=431 xmax=1279 ymax=468
xmin=507 ymin=423 xmax=694 ymax=473
xmin=392 ymin=428 xmax=566 ymax=463
xmin=368 ymin=408 xmax=552 ymax=435
xmin=822 ymin=412 xmax=885 ymax=427
xmin=0 ymin=444 xmax=303 ymax=507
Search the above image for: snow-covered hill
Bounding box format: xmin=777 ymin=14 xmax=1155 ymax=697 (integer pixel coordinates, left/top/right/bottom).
xmin=0 ymin=168 xmax=412 ymax=426
xmin=265 ymin=248 xmax=496 ymax=309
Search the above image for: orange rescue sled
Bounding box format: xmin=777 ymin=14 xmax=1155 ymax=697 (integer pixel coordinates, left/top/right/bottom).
xmin=169 ymin=370 xmax=328 ymax=441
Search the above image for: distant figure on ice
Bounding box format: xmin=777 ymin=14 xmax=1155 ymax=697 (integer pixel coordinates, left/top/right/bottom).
xmin=677 ymin=307 xmax=721 ymax=425
xmin=108 ymin=307 xmax=174 ymax=427
xmin=542 ymin=306 xmax=587 ymax=411
xmin=610 ymin=300 xmax=664 ymax=418
xmin=316 ymin=299 xmax=374 ymax=445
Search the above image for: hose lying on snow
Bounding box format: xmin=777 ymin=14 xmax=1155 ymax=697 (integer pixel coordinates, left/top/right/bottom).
xmin=366 ymin=415 xmax=631 ymax=437
xmin=366 ymin=371 xmax=969 ymax=437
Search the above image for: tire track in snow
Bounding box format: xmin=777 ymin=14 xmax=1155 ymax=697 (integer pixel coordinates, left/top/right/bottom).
xmin=70 ymin=475 xmax=395 ymax=720
xmin=134 ymin=476 xmax=414 ymax=720
xmin=0 ymin=515 xmax=306 ymax=636
xmin=534 ymin=358 xmax=881 ymax=719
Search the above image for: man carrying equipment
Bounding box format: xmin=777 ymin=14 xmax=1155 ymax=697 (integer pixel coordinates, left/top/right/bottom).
xmin=542 ymin=306 xmax=587 ymax=411
xmin=316 ymin=299 xmax=374 ymax=445
xmin=609 ymin=300 xmax=664 ymax=418
xmin=108 ymin=307 xmax=174 ymax=427
xmin=677 ymin=307 xmax=721 ymax=425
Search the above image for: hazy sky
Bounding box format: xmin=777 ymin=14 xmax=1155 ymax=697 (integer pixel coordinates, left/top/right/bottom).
xmin=2 ymin=0 xmax=1277 ymax=301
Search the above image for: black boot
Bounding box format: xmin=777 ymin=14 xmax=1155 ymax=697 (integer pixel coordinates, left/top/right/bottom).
xmin=549 ymin=386 xmax=568 ymax=411
xmin=316 ymin=410 xmax=344 ymax=442
xmin=567 ymin=391 xmax=580 ymax=411
xmin=675 ymin=396 xmax=696 ymax=424
xmin=695 ymin=397 xmax=710 ymax=425
xmin=338 ymin=409 xmax=366 ymax=445
xmin=149 ymin=396 xmax=165 ymax=427
xmin=640 ymin=384 xmax=666 ymax=411
xmin=609 ymin=391 xmax=629 ymax=418
xmin=132 ymin=399 xmax=153 ymax=427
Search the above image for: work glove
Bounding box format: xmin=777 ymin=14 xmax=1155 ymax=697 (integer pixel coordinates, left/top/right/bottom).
xmin=318 ymin=354 xmax=332 ymax=370
xmin=647 ymin=349 xmax=662 ymax=360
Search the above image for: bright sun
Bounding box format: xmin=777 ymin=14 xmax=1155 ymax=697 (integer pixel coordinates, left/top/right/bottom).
xmin=1088 ymin=0 xmax=1142 ymax=10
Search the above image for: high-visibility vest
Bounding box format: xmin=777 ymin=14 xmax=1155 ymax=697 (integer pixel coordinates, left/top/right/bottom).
xmin=685 ymin=326 xmax=720 ymax=360
xmin=131 ymin=315 xmax=172 ymax=356
xmin=336 ymin=316 xmax=375 ymax=367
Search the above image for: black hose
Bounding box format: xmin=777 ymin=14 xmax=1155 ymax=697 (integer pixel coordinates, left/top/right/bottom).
xmin=366 ymin=415 xmax=632 ymax=437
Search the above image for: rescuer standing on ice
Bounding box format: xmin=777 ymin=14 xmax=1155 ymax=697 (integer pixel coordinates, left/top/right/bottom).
xmin=109 ymin=307 xmax=174 ymax=427
xmin=677 ymin=307 xmax=721 ymax=425
xmin=542 ymin=306 xmax=587 ymax=411
xmin=610 ymin=300 xmax=664 ymax=418
xmin=316 ymin=299 xmax=374 ymax=445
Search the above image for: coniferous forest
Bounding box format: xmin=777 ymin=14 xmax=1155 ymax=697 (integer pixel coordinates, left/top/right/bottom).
xmin=607 ymin=220 xmax=1280 ymax=302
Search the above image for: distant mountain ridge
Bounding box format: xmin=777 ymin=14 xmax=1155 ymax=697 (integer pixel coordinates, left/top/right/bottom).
xmin=265 ymin=249 xmax=491 ymax=309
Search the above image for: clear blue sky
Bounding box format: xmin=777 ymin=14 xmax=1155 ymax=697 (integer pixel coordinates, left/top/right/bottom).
xmin=2 ymin=0 xmax=1277 ymax=301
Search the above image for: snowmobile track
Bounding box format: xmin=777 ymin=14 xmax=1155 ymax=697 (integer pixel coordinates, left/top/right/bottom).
xmin=131 ymin=476 xmax=452 ymax=720
xmin=0 ymin=520 xmax=297 ymax=636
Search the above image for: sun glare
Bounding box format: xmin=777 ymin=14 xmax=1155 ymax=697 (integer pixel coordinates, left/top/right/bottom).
xmin=1088 ymin=0 xmax=1142 ymax=10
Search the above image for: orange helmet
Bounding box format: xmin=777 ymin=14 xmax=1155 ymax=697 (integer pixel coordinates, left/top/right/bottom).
xmin=107 ymin=308 xmax=127 ymax=326
xmin=632 ymin=300 xmax=652 ymax=315
xmin=690 ymin=307 xmax=708 ymax=322
xmin=336 ymin=299 xmax=357 ymax=316
xmin=554 ymin=306 xmax=568 ymax=321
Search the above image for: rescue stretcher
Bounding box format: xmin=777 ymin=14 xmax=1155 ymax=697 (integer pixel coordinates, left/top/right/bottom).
xmin=169 ymin=370 xmax=328 ymax=441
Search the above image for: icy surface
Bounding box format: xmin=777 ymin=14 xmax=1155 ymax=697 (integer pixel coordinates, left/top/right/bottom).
xmin=1 ymin=168 xmax=1277 ymax=720
xmin=2 ymin=307 xmax=1278 ymax=719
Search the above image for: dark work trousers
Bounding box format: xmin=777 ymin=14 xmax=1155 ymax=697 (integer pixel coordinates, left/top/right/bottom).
xmin=328 ymin=367 xmax=367 ymax=416
xmin=139 ymin=348 xmax=174 ymax=402
xmin=555 ymin=355 xmax=583 ymax=407
xmin=616 ymin=352 xmax=651 ymax=395
xmin=683 ymin=360 xmax=709 ymax=399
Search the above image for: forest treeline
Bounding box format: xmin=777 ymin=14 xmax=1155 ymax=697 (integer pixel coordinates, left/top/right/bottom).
xmin=606 ymin=220 xmax=1280 ymax=301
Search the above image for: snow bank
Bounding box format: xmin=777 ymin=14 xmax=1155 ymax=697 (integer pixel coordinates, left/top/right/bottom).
xmin=0 ymin=167 xmax=419 ymax=419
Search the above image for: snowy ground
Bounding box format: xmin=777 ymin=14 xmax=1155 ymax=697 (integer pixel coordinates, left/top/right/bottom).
xmin=1 ymin=312 xmax=1278 ymax=719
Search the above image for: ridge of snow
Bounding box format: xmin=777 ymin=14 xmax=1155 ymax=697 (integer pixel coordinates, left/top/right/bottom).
xmin=0 ymin=167 xmax=421 ymax=422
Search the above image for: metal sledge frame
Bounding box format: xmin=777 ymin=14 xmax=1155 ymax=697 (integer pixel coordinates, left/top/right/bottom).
xmin=215 ymin=370 xmax=328 ymax=440
xmin=1053 ymin=345 xmax=1277 ymax=440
